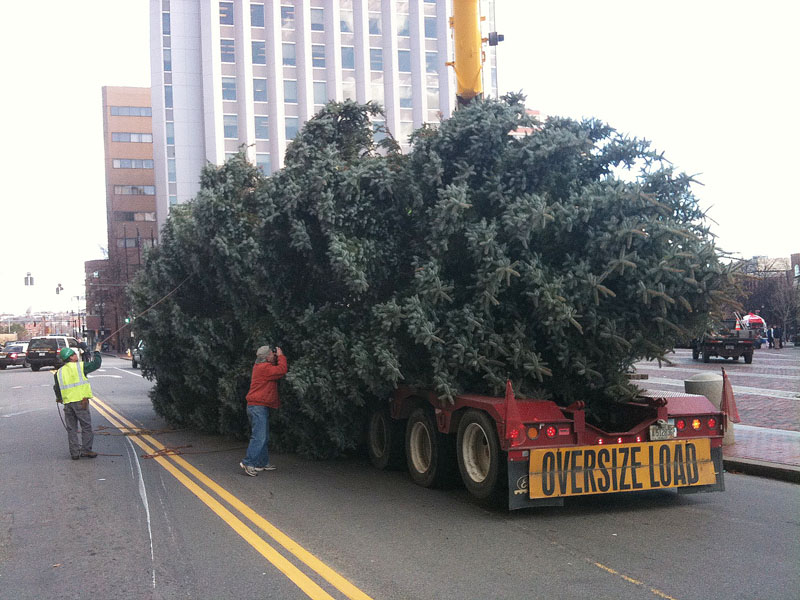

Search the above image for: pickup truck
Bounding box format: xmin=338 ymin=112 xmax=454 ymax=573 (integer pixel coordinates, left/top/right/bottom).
xmin=367 ymin=382 xmax=725 ymax=510
xmin=692 ymin=321 xmax=755 ymax=364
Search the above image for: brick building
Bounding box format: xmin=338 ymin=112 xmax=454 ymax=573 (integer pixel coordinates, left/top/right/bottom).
xmin=84 ymin=87 xmax=156 ymax=352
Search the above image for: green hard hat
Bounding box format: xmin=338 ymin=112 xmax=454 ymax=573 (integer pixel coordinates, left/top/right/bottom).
xmin=59 ymin=347 xmax=76 ymax=361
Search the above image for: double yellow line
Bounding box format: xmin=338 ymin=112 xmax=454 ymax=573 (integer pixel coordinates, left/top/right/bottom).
xmin=91 ymin=395 xmax=374 ymax=600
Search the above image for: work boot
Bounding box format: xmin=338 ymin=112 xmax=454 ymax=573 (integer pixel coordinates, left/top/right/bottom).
xmin=81 ymin=451 xmax=98 ymax=458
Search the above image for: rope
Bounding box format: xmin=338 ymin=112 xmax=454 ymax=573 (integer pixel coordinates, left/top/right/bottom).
xmin=96 ymin=273 xmax=193 ymax=348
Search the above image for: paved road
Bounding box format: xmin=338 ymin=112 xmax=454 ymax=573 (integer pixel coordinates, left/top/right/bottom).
xmin=1 ymin=357 xmax=798 ymax=600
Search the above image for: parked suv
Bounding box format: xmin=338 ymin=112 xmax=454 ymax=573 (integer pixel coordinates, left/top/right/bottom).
xmin=0 ymin=342 xmax=29 ymax=369
xmin=131 ymin=340 xmax=144 ymax=369
xmin=27 ymin=336 xmax=81 ymax=371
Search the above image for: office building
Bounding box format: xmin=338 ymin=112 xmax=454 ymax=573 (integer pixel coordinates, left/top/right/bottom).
xmin=149 ymin=0 xmax=498 ymax=225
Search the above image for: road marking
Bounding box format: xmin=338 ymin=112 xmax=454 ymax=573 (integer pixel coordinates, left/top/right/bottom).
xmin=1 ymin=407 xmax=49 ymax=418
xmin=88 ymin=374 xmax=123 ymax=379
xmin=91 ymin=396 xmax=373 ymax=600
xmin=592 ymin=561 xmax=678 ymax=599
xmin=639 ymin=377 xmax=799 ymax=400
xmin=113 ymin=367 xmax=145 ymax=378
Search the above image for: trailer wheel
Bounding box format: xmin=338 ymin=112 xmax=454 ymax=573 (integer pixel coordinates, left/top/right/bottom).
xmin=457 ymin=410 xmax=502 ymax=499
xmin=367 ymin=406 xmax=404 ymax=470
xmin=405 ymin=408 xmax=453 ymax=488
xmin=744 ymin=352 xmax=753 ymax=364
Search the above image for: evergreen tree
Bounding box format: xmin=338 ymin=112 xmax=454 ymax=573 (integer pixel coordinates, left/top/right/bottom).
xmin=129 ymin=97 xmax=736 ymax=457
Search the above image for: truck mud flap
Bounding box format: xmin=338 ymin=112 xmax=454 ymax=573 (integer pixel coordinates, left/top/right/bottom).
xmin=678 ymin=445 xmax=725 ymax=494
xmin=507 ymin=458 xmax=563 ymax=510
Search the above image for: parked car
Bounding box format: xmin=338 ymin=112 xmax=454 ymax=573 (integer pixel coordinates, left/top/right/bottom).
xmin=131 ymin=340 xmax=144 ymax=369
xmin=27 ymin=335 xmax=81 ymax=371
xmin=0 ymin=343 xmax=29 ymax=369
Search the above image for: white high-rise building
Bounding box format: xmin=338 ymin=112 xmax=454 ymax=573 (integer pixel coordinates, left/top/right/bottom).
xmin=149 ymin=0 xmax=498 ymax=226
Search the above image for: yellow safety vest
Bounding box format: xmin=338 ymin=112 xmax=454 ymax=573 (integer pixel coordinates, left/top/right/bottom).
xmin=57 ymin=361 xmax=93 ymax=405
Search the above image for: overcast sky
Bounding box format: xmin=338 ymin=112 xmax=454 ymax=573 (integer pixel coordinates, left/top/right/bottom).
xmin=1 ymin=0 xmax=797 ymax=317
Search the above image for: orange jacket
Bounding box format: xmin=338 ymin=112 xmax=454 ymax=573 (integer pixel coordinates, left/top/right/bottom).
xmin=245 ymin=355 xmax=288 ymax=408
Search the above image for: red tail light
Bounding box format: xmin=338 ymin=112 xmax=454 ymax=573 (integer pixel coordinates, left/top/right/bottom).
xmin=707 ymin=417 xmax=717 ymax=429
xmin=676 ymin=419 xmax=686 ymax=431
xmin=545 ymin=426 xmax=557 ymax=438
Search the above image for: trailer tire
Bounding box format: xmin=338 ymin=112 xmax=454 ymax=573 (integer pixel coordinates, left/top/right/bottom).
xmin=367 ymin=406 xmax=405 ymax=470
xmin=457 ymin=410 xmax=502 ymax=499
xmin=405 ymin=408 xmax=453 ymax=488
xmin=744 ymin=352 xmax=753 ymax=364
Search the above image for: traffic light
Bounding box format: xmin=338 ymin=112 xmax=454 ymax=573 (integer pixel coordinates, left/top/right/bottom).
xmin=124 ymin=317 xmax=131 ymax=324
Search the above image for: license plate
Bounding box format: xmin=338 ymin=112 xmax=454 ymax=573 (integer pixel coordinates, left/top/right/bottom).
xmin=39 ymin=352 xmax=46 ymax=356
xmin=649 ymin=423 xmax=677 ymax=440
xmin=725 ymin=344 xmax=734 ymax=350
xmin=0 ymin=353 xmax=6 ymax=359
xmin=528 ymin=439 xmax=715 ymax=499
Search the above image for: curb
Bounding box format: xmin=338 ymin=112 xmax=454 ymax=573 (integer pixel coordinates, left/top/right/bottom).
xmin=723 ymin=457 xmax=800 ymax=484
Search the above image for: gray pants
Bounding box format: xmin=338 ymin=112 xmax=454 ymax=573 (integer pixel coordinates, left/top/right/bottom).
xmin=63 ymin=402 xmax=94 ymax=458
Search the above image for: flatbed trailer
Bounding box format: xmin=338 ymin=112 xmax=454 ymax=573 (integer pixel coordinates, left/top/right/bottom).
xmin=367 ymin=384 xmax=725 ymax=510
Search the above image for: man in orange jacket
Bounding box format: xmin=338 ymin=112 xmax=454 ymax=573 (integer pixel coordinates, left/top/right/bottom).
xmin=240 ymin=345 xmax=287 ymax=476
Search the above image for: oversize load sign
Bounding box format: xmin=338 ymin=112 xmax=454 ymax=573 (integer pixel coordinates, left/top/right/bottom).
xmin=529 ymin=439 xmax=715 ymax=499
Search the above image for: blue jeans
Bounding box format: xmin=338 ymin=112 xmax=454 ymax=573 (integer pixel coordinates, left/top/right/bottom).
xmin=243 ymin=405 xmax=270 ymax=467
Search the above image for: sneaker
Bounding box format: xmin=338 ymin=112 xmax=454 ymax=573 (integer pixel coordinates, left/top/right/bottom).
xmin=254 ymin=464 xmax=276 ymax=472
xmin=81 ymin=451 xmax=98 ymax=458
xmin=239 ymin=462 xmax=258 ymax=477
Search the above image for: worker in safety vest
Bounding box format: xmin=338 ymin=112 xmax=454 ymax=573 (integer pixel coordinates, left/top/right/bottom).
xmin=53 ymin=343 xmax=103 ymax=460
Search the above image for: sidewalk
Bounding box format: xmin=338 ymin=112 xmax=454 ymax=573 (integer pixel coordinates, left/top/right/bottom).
xmin=724 ymin=425 xmax=800 ymax=483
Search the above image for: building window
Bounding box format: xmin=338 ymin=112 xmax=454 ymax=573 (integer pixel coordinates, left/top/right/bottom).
xmin=284 ymin=80 xmax=298 ymax=103
xmin=342 ymin=78 xmax=356 ymax=100
xmin=117 ymin=238 xmax=140 ymax=249
xmin=221 ymin=39 xmax=235 ymax=63
xmin=165 ymin=122 xmax=174 ymax=145
xmin=252 ymin=41 xmax=266 ymax=64
xmin=163 ymin=48 xmax=172 ymax=71
xmin=281 ymin=5 xmax=295 ymax=28
xmin=399 ymin=85 xmax=412 ymax=108
xmin=426 ymin=51 xmax=438 ymax=74
xmin=169 ymin=195 xmax=178 ymax=206
xmin=424 ymin=16 xmax=437 ymax=39
xmin=162 ymin=12 xmax=171 ymax=35
xmin=313 ymin=81 xmax=327 ymax=105
xmin=253 ymin=78 xmax=268 ymax=102
xmin=312 ymin=44 xmax=325 ymax=68
xmin=341 ymin=46 xmax=355 ymax=70
xmin=398 ymin=50 xmax=411 ymax=72
xmin=372 ymin=120 xmax=386 ymax=143
xmin=400 ymin=121 xmax=413 ymax=142
xmin=114 ymin=211 xmax=157 ymax=222
xmin=310 ymin=8 xmax=324 ymax=31
xmin=256 ymin=153 xmax=271 ymax=175
xmin=222 ymin=77 xmax=237 ymax=100
xmin=223 ymin=114 xmax=238 ymax=139
xmin=368 ymin=14 xmax=381 ymax=35
xmin=112 ymin=159 xmax=154 ymax=169
xmin=110 ymin=106 xmax=152 ymax=117
xmin=285 ymin=117 xmax=299 ymax=140
xmin=340 ymin=8 xmax=354 ymax=33
xmin=168 ymin=158 xmax=176 ymax=182
xmin=370 ymin=48 xmax=382 ymax=71
xmin=164 ymin=85 xmax=173 ymax=108
xmin=371 ymin=83 xmax=384 ymax=104
xmin=220 ymin=2 xmax=234 ymax=25
xmin=254 ymin=116 xmax=269 ymax=139
xmin=111 ymin=132 xmax=153 ymax=143
xmin=282 ymin=43 xmax=296 ymax=66
xmin=250 ymin=3 xmax=264 ymax=27
xmin=114 ymin=185 xmax=156 ymax=195
xmin=427 ymin=87 xmax=439 ymax=110
xmin=396 ymin=16 xmax=410 ymax=37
